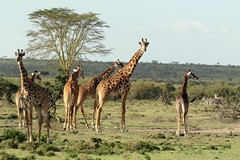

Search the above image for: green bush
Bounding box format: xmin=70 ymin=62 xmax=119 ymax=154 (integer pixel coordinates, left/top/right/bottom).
xmin=0 ymin=151 xmax=18 ymax=160
xmin=1 ymin=128 xmax=26 ymax=143
xmin=129 ymin=80 xmax=161 ymax=100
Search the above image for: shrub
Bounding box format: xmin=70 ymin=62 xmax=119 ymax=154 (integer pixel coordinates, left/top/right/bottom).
xmin=129 ymin=80 xmax=161 ymax=100
xmin=1 ymin=128 xmax=26 ymax=143
xmin=0 ymin=151 xmax=18 ymax=160
xmin=128 ymin=141 xmax=159 ymax=154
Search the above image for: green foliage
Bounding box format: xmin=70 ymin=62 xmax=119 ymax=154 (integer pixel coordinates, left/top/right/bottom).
xmin=3 ymin=58 xmax=240 ymax=82
xmin=0 ymin=78 xmax=18 ymax=102
xmin=27 ymin=7 xmax=111 ymax=73
xmin=0 ymin=129 xmax=26 ymax=143
xmin=0 ymin=151 xmax=18 ymax=160
xmin=129 ymin=80 xmax=161 ymax=100
xmin=159 ymin=82 xmax=176 ymax=105
xmin=127 ymin=141 xmax=160 ymax=154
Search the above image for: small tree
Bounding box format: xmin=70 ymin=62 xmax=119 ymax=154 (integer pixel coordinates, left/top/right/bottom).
xmin=26 ymin=8 xmax=112 ymax=75
xmin=0 ymin=78 xmax=18 ymax=103
xmin=160 ymin=82 xmax=176 ymax=105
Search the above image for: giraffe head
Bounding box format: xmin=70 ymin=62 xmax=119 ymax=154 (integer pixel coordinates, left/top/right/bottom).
xmin=31 ymin=71 xmax=42 ymax=81
xmin=186 ymin=70 xmax=198 ymax=80
xmin=15 ymin=49 xmax=25 ymax=62
xmin=114 ymin=59 xmax=124 ymax=68
xmin=72 ymin=65 xmax=84 ymax=80
xmin=138 ymin=38 xmax=149 ymax=52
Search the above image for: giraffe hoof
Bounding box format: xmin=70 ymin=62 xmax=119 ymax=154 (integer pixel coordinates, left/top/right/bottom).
xmin=175 ymin=131 xmax=180 ymax=136
xmin=96 ymin=129 xmax=102 ymax=133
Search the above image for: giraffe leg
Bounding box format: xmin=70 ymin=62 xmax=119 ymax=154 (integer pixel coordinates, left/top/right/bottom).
xmin=46 ymin=118 xmax=50 ymax=144
xmin=80 ymin=103 xmax=89 ymax=128
xmin=183 ymin=112 xmax=188 ymax=136
xmin=18 ymin=107 xmax=22 ymax=129
xmin=92 ymin=99 xmax=97 ymax=129
xmin=183 ymin=103 xmax=189 ymax=136
xmin=24 ymin=108 xmax=30 ymax=142
xmin=95 ymin=105 xmax=103 ymax=132
xmin=63 ymin=102 xmax=69 ymax=130
xmin=23 ymin=109 xmax=27 ymax=128
xmin=43 ymin=105 xmax=50 ymax=144
xmin=176 ymin=113 xmax=181 ymax=136
xmin=29 ymin=105 xmax=33 ymax=142
xmin=69 ymin=105 xmax=74 ymax=131
xmin=73 ymin=105 xmax=78 ymax=130
xmin=66 ymin=105 xmax=70 ymax=131
xmin=37 ymin=113 xmax=43 ymax=142
xmin=121 ymin=92 xmax=128 ymax=131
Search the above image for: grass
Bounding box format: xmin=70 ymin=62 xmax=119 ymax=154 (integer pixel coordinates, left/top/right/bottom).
xmin=0 ymin=98 xmax=240 ymax=160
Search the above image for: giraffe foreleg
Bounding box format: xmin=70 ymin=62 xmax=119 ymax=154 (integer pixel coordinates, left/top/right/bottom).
xmin=183 ymin=102 xmax=189 ymax=136
xmin=176 ymin=113 xmax=181 ymax=136
xmin=63 ymin=101 xmax=69 ymax=130
xmin=37 ymin=113 xmax=43 ymax=142
xmin=183 ymin=113 xmax=188 ymax=136
xmin=24 ymin=107 xmax=30 ymax=142
xmin=121 ymin=93 xmax=127 ymax=131
xmin=18 ymin=99 xmax=23 ymax=128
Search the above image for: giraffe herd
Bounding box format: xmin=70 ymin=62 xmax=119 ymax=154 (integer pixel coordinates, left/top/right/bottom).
xmin=15 ymin=38 xmax=198 ymax=143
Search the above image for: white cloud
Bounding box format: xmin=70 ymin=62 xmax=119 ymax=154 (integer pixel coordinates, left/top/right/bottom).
xmin=171 ymin=20 xmax=211 ymax=32
xmin=218 ymin=24 xmax=228 ymax=33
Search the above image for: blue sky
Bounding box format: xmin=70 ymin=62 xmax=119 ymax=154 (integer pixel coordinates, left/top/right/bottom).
xmin=1 ymin=0 xmax=240 ymax=65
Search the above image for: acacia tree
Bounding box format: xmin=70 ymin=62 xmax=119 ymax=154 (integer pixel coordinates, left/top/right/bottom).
xmin=26 ymin=8 xmax=111 ymax=74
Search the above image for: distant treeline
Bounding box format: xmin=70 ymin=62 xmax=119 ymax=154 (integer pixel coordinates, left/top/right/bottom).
xmin=1 ymin=58 xmax=240 ymax=82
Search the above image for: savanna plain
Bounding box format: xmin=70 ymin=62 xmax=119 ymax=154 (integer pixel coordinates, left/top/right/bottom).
xmin=0 ymin=95 xmax=240 ymax=160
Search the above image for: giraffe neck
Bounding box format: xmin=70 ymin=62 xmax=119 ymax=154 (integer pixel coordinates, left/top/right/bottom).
xmin=118 ymin=49 xmax=144 ymax=78
xmin=181 ymin=74 xmax=188 ymax=93
xmin=99 ymin=63 xmax=117 ymax=79
xmin=17 ymin=60 xmax=29 ymax=89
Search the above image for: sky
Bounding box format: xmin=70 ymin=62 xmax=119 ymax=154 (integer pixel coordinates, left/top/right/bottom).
xmin=1 ymin=0 xmax=240 ymax=65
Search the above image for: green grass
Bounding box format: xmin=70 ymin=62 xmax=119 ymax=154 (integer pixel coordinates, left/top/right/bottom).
xmin=0 ymin=98 xmax=240 ymax=160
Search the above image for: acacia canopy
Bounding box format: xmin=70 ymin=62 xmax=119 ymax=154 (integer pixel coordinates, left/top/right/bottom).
xmin=26 ymin=8 xmax=112 ymax=72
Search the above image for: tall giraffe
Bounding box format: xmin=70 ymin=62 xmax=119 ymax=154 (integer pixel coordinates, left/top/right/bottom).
xmin=95 ymin=38 xmax=149 ymax=132
xmin=73 ymin=59 xmax=124 ymax=129
xmin=15 ymin=49 xmax=55 ymax=143
xmin=63 ymin=65 xmax=84 ymax=131
xmin=15 ymin=71 xmax=41 ymax=129
xmin=176 ymin=70 xmax=198 ymax=136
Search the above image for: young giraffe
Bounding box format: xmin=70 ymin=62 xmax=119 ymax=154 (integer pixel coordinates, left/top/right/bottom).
xmin=73 ymin=59 xmax=124 ymax=129
xmin=15 ymin=71 xmax=41 ymax=129
xmin=176 ymin=70 xmax=198 ymax=136
xmin=63 ymin=65 xmax=84 ymax=131
xmin=95 ymin=38 xmax=149 ymax=132
xmin=16 ymin=49 xmax=55 ymax=143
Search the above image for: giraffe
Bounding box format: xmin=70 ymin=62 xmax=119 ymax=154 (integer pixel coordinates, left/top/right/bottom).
xmin=94 ymin=38 xmax=149 ymax=132
xmin=15 ymin=71 xmax=41 ymax=129
xmin=15 ymin=49 xmax=55 ymax=143
xmin=175 ymin=70 xmax=198 ymax=136
xmin=63 ymin=65 xmax=84 ymax=131
xmin=73 ymin=59 xmax=124 ymax=129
